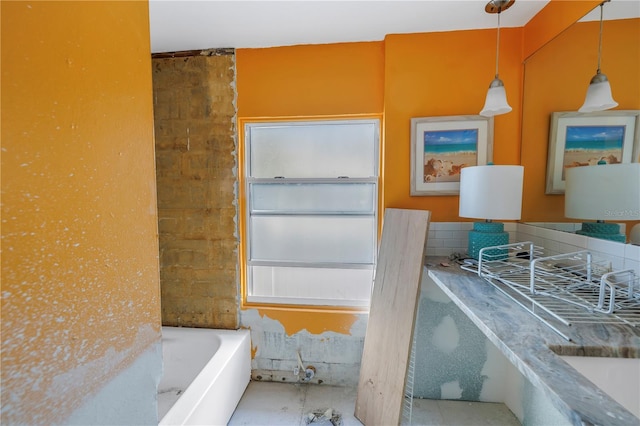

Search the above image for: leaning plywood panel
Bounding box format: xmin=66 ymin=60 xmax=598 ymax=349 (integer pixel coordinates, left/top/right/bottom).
xmin=355 ymin=208 xmax=431 ymax=426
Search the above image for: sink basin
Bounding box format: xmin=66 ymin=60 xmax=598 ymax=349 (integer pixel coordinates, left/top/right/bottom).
xmin=561 ymin=356 xmax=640 ymax=418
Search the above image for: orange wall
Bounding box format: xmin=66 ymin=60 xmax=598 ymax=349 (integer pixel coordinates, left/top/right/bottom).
xmin=236 ymin=29 xmax=524 ymax=329
xmin=521 ymin=17 xmax=640 ymax=231
xmin=236 ymin=42 xmax=385 ymax=332
xmin=383 ymin=28 xmax=523 ymax=220
xmin=523 ymin=0 xmax=601 ymax=59
xmin=1 ymin=2 xmax=161 ymax=423
xmin=236 ymin=4 xmax=639 ymax=331
xmin=236 ymin=41 xmax=385 ymax=117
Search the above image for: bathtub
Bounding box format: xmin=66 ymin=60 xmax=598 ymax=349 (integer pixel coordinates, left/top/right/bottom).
xmin=158 ymin=327 xmax=251 ymax=426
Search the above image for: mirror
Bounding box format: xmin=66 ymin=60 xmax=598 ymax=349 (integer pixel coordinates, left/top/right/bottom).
xmin=520 ymin=1 xmax=640 ymax=239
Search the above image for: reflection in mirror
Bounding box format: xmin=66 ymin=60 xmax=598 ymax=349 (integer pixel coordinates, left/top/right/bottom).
xmin=520 ymin=0 xmax=640 ymax=242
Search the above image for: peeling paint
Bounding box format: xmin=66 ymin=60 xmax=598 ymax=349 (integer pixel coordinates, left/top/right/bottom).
xmin=241 ymin=309 xmax=366 ymax=386
xmin=254 ymin=307 xmax=363 ymax=336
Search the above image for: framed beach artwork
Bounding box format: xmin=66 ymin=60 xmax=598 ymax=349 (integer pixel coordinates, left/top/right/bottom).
xmin=410 ymin=115 xmax=493 ymax=196
xmin=545 ymin=110 xmax=640 ymax=194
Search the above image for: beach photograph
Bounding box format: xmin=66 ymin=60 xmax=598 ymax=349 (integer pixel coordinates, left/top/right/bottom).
xmin=422 ymin=128 xmax=478 ymax=183
xmin=562 ymin=125 xmax=624 ymax=179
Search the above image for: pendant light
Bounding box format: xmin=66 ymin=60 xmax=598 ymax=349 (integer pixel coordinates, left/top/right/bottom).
xmin=480 ymin=0 xmax=514 ymax=117
xmin=579 ymin=0 xmax=618 ymax=113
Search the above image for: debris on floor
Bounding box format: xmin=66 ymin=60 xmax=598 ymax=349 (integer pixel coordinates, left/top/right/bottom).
xmin=305 ymin=408 xmax=343 ymax=426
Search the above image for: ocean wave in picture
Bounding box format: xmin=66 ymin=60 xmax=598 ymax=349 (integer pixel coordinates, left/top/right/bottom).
xmin=565 ymin=125 xmax=624 ymax=151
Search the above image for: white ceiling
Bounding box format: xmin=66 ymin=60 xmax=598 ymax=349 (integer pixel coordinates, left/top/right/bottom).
xmin=148 ymin=0 xmax=640 ymax=53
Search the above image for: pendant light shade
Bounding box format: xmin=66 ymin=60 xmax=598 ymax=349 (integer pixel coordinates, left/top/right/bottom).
xmin=579 ymin=72 xmax=618 ymax=113
xmin=480 ymin=77 xmax=512 ymax=117
xmin=479 ymin=0 xmax=514 ymax=118
xmin=578 ymin=1 xmax=618 ymax=113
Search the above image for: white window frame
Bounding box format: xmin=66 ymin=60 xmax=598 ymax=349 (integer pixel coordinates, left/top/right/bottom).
xmin=243 ymin=118 xmax=380 ymax=308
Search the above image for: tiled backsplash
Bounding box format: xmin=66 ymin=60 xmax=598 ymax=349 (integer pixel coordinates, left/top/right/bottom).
xmin=425 ymin=222 xmax=517 ymax=258
xmin=425 ymin=221 xmax=638 ymax=275
xmin=516 ymin=223 xmax=639 ymax=275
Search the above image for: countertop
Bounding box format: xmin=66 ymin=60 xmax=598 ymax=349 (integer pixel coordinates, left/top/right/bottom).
xmin=425 ymin=258 xmax=640 ymax=426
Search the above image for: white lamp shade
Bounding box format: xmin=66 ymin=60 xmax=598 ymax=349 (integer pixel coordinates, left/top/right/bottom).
xmin=578 ymin=79 xmax=618 ymax=113
xmin=480 ymin=84 xmax=512 ymax=117
xmin=565 ymin=163 xmax=640 ymax=221
xmin=459 ymin=165 xmax=524 ymax=220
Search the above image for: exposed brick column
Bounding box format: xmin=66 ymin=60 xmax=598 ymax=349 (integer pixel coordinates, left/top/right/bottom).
xmin=152 ymin=50 xmax=238 ymax=329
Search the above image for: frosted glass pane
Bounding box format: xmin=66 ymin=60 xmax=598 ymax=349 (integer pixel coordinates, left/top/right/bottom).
xmin=250 ymin=265 xmax=374 ymax=304
xmin=250 ymin=216 xmax=375 ymax=263
xmin=249 ymin=121 xmax=377 ymax=178
xmin=251 ymin=183 xmax=376 ymax=213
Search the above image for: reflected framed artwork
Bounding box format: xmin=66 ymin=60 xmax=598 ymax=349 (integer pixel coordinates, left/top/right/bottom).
xmin=410 ymin=115 xmax=493 ymax=196
xmin=545 ymin=110 xmax=640 ymax=194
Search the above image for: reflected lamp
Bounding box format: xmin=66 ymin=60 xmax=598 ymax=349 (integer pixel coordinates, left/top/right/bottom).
xmin=578 ymin=0 xmax=618 ymax=113
xmin=459 ymin=165 xmax=524 ymax=259
xmin=565 ymin=163 xmax=640 ymax=242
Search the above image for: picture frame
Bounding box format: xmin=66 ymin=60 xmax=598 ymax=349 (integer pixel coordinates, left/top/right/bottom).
xmin=545 ymin=110 xmax=640 ymax=194
xmin=410 ymin=115 xmax=493 ymax=196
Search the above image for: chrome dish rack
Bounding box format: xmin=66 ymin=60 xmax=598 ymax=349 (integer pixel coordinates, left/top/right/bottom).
xmin=461 ymin=242 xmax=640 ymax=341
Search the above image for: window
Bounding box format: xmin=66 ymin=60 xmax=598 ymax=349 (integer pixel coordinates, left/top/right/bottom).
xmin=242 ymin=118 xmax=380 ymax=308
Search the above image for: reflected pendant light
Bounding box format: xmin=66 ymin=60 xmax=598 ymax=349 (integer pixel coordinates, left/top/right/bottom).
xmin=480 ymin=0 xmax=514 ymax=117
xmin=579 ymin=0 xmax=618 ymax=113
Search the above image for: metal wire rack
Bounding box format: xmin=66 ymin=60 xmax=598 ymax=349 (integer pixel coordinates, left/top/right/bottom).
xmin=401 ymin=331 xmax=417 ymax=425
xmin=461 ymin=241 xmax=640 ymax=341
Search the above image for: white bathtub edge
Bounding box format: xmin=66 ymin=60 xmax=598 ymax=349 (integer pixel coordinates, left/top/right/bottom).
xmin=159 ymin=329 xmax=251 ymax=426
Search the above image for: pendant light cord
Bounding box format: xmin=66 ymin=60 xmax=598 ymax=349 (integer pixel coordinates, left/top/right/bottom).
xmin=596 ymin=3 xmax=603 ymax=74
xmin=495 ymin=10 xmax=501 ymax=78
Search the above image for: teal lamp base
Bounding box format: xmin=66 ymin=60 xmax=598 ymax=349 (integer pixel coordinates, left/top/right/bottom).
xmin=468 ymin=221 xmax=509 ymax=260
xmin=576 ymin=222 xmax=626 ymax=243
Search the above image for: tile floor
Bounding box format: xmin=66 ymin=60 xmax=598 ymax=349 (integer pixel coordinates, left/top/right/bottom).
xmin=228 ymin=381 xmax=520 ymax=426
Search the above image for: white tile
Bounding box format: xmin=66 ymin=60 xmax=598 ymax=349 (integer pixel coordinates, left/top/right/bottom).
xmin=516 ymin=223 xmax=539 ymax=235
xmin=538 ymin=226 xmax=559 ymax=242
xmin=230 ymin=383 xmax=522 ymax=426
xmin=460 ymin=222 xmax=474 ymax=231
xmin=437 ymin=400 xmax=519 ymax=425
xmin=556 ymin=242 xmax=585 ymax=256
xmin=623 ymin=258 xmax=640 ymax=275
xmin=433 ymin=247 xmax=456 ymax=257
xmin=443 ymin=239 xmax=465 ymax=248
xmin=503 ymin=222 xmax=517 ymax=232
xmin=554 ymin=231 xmax=588 ymax=249
xmin=587 ymin=237 xmax=626 ymax=258
xmin=431 ymin=222 xmax=460 ymax=231
xmin=542 ymin=239 xmax=561 ymax=256
xmin=427 ymin=239 xmax=445 ymax=248
xmin=411 ymin=398 xmax=444 ymax=426
xmin=434 ymin=230 xmax=455 ymax=240
xmin=624 ymin=243 xmax=640 ymax=263
xmin=590 ymin=252 xmax=624 ymax=272
xmin=228 ymin=381 xmax=306 ymax=425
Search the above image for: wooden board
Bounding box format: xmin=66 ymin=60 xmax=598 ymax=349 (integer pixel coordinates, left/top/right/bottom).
xmin=355 ymin=208 xmax=431 ymax=426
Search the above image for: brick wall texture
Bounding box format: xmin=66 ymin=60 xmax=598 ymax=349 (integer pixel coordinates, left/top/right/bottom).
xmin=152 ymin=52 xmax=238 ymax=329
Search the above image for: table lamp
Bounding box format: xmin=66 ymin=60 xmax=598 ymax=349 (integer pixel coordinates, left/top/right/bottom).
xmin=459 ymin=165 xmax=524 ymax=259
xmin=565 ymin=163 xmax=640 ymax=242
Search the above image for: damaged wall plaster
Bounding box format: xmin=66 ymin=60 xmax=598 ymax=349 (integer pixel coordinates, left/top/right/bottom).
xmin=241 ymin=309 xmax=367 ymax=387
xmin=414 ymin=273 xmax=568 ymax=424
xmin=2 ymin=2 xmax=162 ymax=424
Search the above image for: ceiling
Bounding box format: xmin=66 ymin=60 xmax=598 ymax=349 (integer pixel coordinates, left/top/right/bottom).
xmin=148 ymin=0 xmax=640 ymax=53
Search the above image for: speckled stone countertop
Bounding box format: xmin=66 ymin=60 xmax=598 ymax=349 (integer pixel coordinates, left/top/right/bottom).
xmin=425 ymin=258 xmax=640 ymax=426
